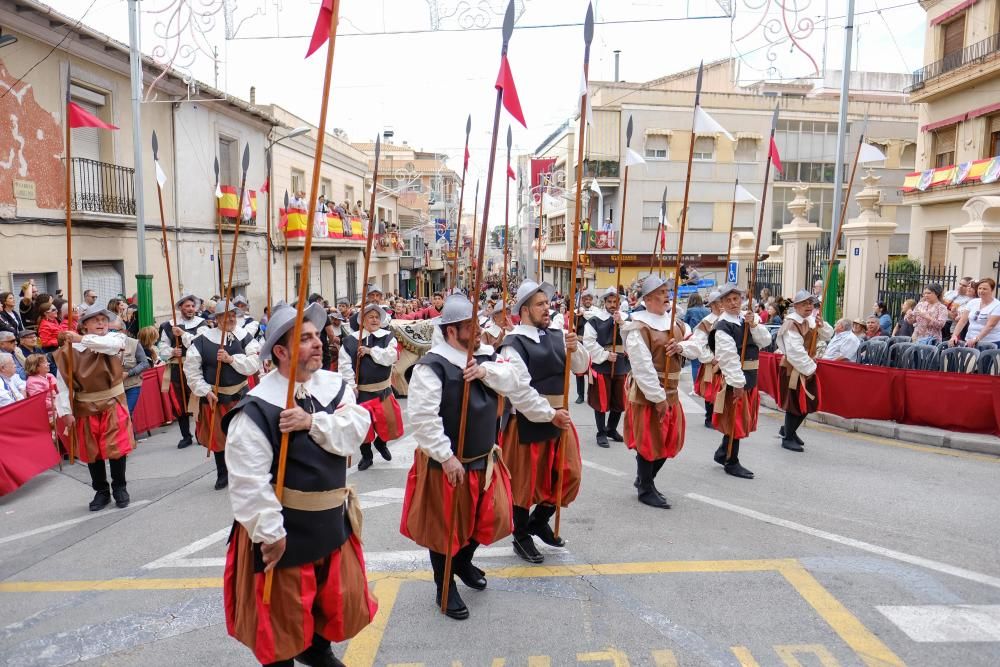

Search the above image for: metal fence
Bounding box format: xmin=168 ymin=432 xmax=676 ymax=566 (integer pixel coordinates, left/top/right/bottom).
xmin=70 ymin=158 xmax=136 ymax=216
xmin=876 ymin=263 xmax=957 ymax=325
xmin=804 ymin=237 xmax=831 ymax=291
xmin=907 ymin=32 xmax=1000 ymax=91
xmin=747 ymin=262 xmax=782 ymax=301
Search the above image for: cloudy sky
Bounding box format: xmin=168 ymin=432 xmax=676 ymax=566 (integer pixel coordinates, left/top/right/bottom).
xmin=42 ymin=0 xmax=927 ymax=226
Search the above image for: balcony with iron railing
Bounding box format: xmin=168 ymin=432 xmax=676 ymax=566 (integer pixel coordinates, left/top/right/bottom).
xmin=906 ymin=32 xmax=1000 ymax=100
xmin=70 ymin=158 xmax=136 ymax=216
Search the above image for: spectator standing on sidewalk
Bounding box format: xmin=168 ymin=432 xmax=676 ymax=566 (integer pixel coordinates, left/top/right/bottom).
xmin=25 ymin=354 xmax=57 ymax=426
xmin=907 ymin=284 xmax=949 ymax=344
xmin=950 ymin=278 xmax=1000 ymax=347
xmin=892 ymin=299 xmax=916 ymax=338
xmin=38 ymin=303 xmax=65 ymax=352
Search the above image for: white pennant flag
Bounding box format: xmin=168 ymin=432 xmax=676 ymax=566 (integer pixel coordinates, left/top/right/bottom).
xmin=579 ymin=69 xmax=594 ymax=127
xmin=734 ymin=184 xmax=759 ymax=203
xmin=154 ymin=160 xmax=167 ymax=188
xmin=623 ymin=148 xmax=646 ymax=167
xmin=859 ymin=142 xmax=886 ymax=164
xmin=693 ymin=106 xmax=734 ymax=141
xmin=589 ymin=179 xmax=602 ymax=196
xmin=214 ymin=182 xmax=223 ymax=199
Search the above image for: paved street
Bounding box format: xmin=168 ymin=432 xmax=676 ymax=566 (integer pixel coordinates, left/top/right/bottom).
xmin=2 ymin=378 xmax=999 ymax=667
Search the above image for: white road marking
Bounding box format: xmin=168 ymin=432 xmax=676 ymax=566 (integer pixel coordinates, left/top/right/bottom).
xmin=358 ymin=486 xmax=406 ymax=509
xmin=877 ymin=605 xmax=1000 ymax=642
xmin=582 ymin=459 xmax=629 ymax=478
xmin=0 ymin=500 xmax=152 ymax=546
xmin=142 ymin=527 xmax=230 ymax=570
xmin=687 ymin=493 xmax=1000 ymax=590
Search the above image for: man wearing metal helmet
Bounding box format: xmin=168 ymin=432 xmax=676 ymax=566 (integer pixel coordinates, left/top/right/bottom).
xmin=498 ymin=281 xmax=590 ymax=564
xmin=622 ymin=276 xmax=701 ymax=508
xmin=691 ymin=291 xmax=723 ymax=428
xmin=708 ymin=284 xmax=773 ymax=479
xmin=157 ymin=293 xmax=207 ymax=449
xmin=776 ymin=289 xmax=833 ymax=452
xmin=221 ymin=303 xmax=376 ymax=667
xmin=582 ymin=287 xmax=630 ymax=448
xmin=184 ymin=301 xmax=261 ymax=490
xmin=339 ymin=303 xmax=402 ymax=471
xmin=480 ymin=301 xmax=513 ymax=348
xmin=348 ymin=283 xmax=389 ymax=331
xmin=54 ymin=303 xmax=136 ymax=511
xmin=401 ymin=294 xmax=521 ymax=620
xmin=573 ymin=288 xmax=599 ymax=404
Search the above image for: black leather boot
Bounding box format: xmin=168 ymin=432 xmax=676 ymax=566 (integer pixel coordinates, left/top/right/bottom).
xmin=594 ymin=412 xmax=609 ymax=448
xmin=109 ymin=457 xmax=129 ymax=508
xmin=373 ymin=438 xmax=392 ymax=461
xmin=430 ymin=551 xmax=469 ymax=620
xmin=454 ymin=541 xmax=486 ymax=590
xmin=214 ymin=451 xmax=229 ymax=489
xmin=177 ymin=414 xmax=193 ymax=448
xmin=781 ymin=413 xmax=804 ymax=452
xmin=294 ymin=634 xmax=345 ymax=667
xmin=606 ymin=411 xmax=624 ymax=441
xmin=724 ymin=439 xmax=754 ymax=479
xmin=88 ymin=461 xmax=111 ymax=511
xmin=512 ymin=506 xmax=543 ymax=563
xmin=704 ymin=401 xmax=714 ymax=428
xmin=527 ymin=503 xmax=565 ymax=547
xmin=714 ymin=438 xmax=729 ymax=466
xmin=636 ymin=456 xmax=669 ymax=508
xmin=357 ymin=443 xmax=374 ymax=471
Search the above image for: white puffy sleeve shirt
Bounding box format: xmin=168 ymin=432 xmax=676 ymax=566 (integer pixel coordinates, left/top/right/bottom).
xmin=714 ymin=314 xmax=772 ymax=389
xmin=55 ymin=332 xmax=127 ymax=418
xmin=777 ymin=315 xmax=834 ymax=376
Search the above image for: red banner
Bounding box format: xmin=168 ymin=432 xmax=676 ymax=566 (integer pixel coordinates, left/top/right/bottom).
xmin=759 ymin=352 xmax=1000 ymax=436
xmin=132 ymin=366 xmax=171 ymax=434
xmin=531 ymin=158 xmax=557 ymax=190
xmin=0 ymin=393 xmax=60 ymax=496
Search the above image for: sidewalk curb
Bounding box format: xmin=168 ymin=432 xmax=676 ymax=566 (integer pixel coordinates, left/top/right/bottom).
xmin=759 ymin=394 xmax=1000 ymax=458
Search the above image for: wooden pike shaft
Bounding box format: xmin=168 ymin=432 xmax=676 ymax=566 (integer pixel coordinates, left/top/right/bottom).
xmin=502 ymin=158 xmax=511 ymax=322
xmin=536 ymin=185 xmax=544 ymax=280
xmin=266 ymin=155 xmax=273 ymax=312
xmin=609 ymin=163 xmax=631 ymax=382
xmin=154 ymin=178 xmax=188 ymax=414
xmin=822 ymin=135 xmax=864 ymax=307
xmin=440 ymin=78 xmax=505 ymax=620
xmin=724 ymin=179 xmax=738 ymax=270
xmin=63 ymin=109 xmax=77 ymax=465
xmin=466 ymin=182 xmax=479 ymax=292
xmin=355 ymin=138 xmax=383 ymax=384
xmin=264 ymin=1 xmax=341 ymax=604
xmin=451 ymin=132 xmax=471 ymax=292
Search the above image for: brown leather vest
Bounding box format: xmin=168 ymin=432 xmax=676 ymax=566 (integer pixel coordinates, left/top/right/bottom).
xmin=628 ymin=321 xmax=686 ymax=406
xmin=778 ymin=319 xmax=820 ymax=368
xmin=54 ymin=345 xmax=126 ymax=416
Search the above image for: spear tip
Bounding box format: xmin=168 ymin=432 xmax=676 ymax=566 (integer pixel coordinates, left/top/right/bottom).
xmin=213 ymin=157 xmax=220 ymax=180
xmin=626 ymin=115 xmax=634 ymax=147
xmin=151 ymin=130 xmax=159 ymax=158
xmin=466 ymin=114 xmax=472 ymax=135
xmin=241 ymin=143 xmax=250 ymax=173
xmin=284 ymin=190 xmax=289 ymax=208
xmin=502 ymin=0 xmax=515 ymax=45
xmin=374 ymin=133 xmax=382 ymax=159
xmin=584 ymin=2 xmax=594 ymax=45
xmin=506 ymin=126 xmax=512 ymax=150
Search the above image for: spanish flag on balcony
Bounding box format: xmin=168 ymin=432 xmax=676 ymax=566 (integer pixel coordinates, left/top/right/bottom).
xmin=279 ymin=204 xmax=308 ymax=238
xmin=328 ymin=211 xmax=344 ymax=238
xmin=218 ymin=186 xmax=239 ymax=218
xmin=350 ymin=216 xmax=365 ymax=237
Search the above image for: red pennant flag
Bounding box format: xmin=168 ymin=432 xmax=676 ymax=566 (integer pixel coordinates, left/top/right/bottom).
xmin=464 ymin=146 xmax=470 ymax=170
xmin=769 ymin=136 xmax=783 ymax=175
xmin=495 ymin=55 xmax=527 ymax=128
xmin=507 ymin=165 xmax=516 ymax=181
xmin=660 ymin=225 xmax=666 ymax=253
xmin=306 ymin=0 xmax=334 ymax=58
xmin=260 ymin=177 xmax=269 ymax=194
xmin=67 ymin=101 xmax=118 ymax=130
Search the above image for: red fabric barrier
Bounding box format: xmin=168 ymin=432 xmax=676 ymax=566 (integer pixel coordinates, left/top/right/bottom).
xmin=132 ymin=366 xmax=168 ymax=434
xmin=0 ymin=393 xmax=61 ymax=496
xmin=759 ymin=352 xmax=1000 ymax=436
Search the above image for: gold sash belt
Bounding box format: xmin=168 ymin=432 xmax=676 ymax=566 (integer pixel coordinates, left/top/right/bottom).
xmin=76 ymin=383 xmax=125 ymax=403
xmin=460 ymin=445 xmax=503 ymax=490
xmin=358 ymin=378 xmax=391 ymax=393
xmin=216 ymin=381 xmax=248 ymax=396
xmin=742 ymin=360 xmax=759 ymax=370
xmin=273 ymin=485 xmax=363 ymax=541
xmin=542 ymin=394 xmax=565 ymax=409
xmin=603 ymin=344 xmax=625 ymax=354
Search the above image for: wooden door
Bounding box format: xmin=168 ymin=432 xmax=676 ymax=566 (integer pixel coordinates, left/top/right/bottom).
xmin=927 ymin=230 xmax=948 ymax=269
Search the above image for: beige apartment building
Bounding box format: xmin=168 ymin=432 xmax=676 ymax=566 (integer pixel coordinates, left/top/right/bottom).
xmin=903 ymin=0 xmax=1000 ymax=274
xmin=527 ymin=59 xmax=919 ymax=292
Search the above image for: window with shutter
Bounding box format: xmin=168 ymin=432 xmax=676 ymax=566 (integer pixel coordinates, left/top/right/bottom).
xmin=81 ymin=262 xmax=124 ymax=306
xmin=942 ymin=15 xmax=965 ymax=57
xmin=927 ymin=230 xmax=948 ymax=269
xmin=220 ymin=247 xmax=250 ymax=287
xmin=735 ymin=138 xmax=758 ymax=162
xmin=644 ymin=135 xmax=668 ymax=159
xmin=733 ymin=203 xmax=755 ymax=229
xmin=693 ymin=137 xmax=715 ymax=161
xmin=933 ymin=127 xmax=956 ymax=168
xmin=641 ymin=200 xmax=663 ymax=230
xmin=986 ymin=115 xmax=1000 ymax=159
xmin=688 ymin=203 xmax=714 ymax=230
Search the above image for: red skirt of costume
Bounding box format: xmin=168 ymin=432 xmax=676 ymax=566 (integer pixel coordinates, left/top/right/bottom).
xmin=224 ymin=524 xmax=378 ymax=665
xmin=400 ymin=449 xmax=513 ymax=555
xmin=624 ymin=399 xmax=685 ymax=461
xmin=359 ymin=394 xmax=404 ymax=443
xmin=500 ymin=419 xmax=581 ymax=508
xmin=587 ymin=371 xmax=626 ymax=413
xmin=71 ymin=403 xmax=136 ymax=463
xmin=693 ymin=362 xmax=718 ymax=404
xmin=196 ymin=400 xmax=238 ymax=452
xmin=777 ymin=365 xmax=820 ymax=417
xmin=162 ymin=363 xmax=190 ymax=420
xmin=712 ymin=384 xmax=761 ymax=440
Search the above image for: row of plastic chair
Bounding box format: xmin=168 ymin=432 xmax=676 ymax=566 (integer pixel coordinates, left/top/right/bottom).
xmin=857 ymin=338 xmax=1000 ymax=374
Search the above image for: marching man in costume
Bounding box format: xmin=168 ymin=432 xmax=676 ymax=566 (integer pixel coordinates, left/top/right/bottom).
xmin=221 ymin=303 xmax=377 ymax=667
xmin=691 ymin=291 xmax=723 ymax=428
xmin=55 ymin=303 xmax=136 ymax=511
xmin=776 ymin=290 xmax=833 ymax=452
xmin=480 ymin=302 xmax=512 ymax=348
xmin=157 ymin=293 xmax=207 ymax=449
xmin=622 ymin=276 xmax=700 ymax=508
xmin=348 ymin=283 xmax=390 ymax=331
xmin=582 ymin=287 xmax=630 ymax=448
xmin=573 ymin=288 xmax=599 ymax=403
xmin=499 ymin=281 xmax=590 ymax=564
xmin=233 ymin=295 xmax=261 ymax=338
xmin=339 ymin=303 xmax=403 ymax=471
xmin=709 ymin=284 xmax=773 ymax=479
xmin=401 ymin=294 xmax=519 ymax=620
xmin=185 ymin=301 xmax=262 ymax=490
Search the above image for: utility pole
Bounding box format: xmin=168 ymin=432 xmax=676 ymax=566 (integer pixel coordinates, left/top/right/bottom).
xmin=128 ymin=0 xmax=151 ymax=327
xmin=826 ymin=0 xmax=855 ymax=324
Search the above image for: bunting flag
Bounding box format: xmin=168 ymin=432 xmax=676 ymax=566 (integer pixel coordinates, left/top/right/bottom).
xmin=859 ymin=143 xmax=887 ymax=164
xmin=507 ymin=164 xmax=516 ymax=180
xmin=350 ymin=216 xmax=365 ymax=237
xmin=282 ymin=204 xmax=308 ymax=237
xmin=306 ymin=0 xmax=334 ymax=58
xmin=67 ymin=101 xmax=119 ymax=130
xmin=623 ymin=148 xmax=646 ymax=167
xmin=769 ymin=136 xmax=783 ymax=175
xmin=495 ymin=55 xmax=527 ymax=128
xmin=531 ymin=157 xmax=556 ymax=189
xmin=693 ymin=106 xmax=734 ymax=141
xmin=734 ymin=184 xmax=759 ymax=203
xmin=154 ymin=160 xmax=167 ymax=188
xmin=218 ymin=186 xmax=239 ymax=217
xmin=327 ymin=211 xmax=344 ymax=238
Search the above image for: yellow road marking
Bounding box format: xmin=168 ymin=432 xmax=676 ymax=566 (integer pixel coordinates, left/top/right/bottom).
xmin=651 ymin=649 xmax=679 ymax=666
xmin=774 ymin=644 xmax=841 ymax=667
xmin=760 ymin=409 xmax=999 ymax=462
xmin=577 ymin=648 xmax=630 ymax=666
xmin=342 ymin=578 xmax=401 ymax=667
xmin=780 ymin=564 xmax=904 ymax=667
xmin=730 ymin=647 xmax=762 ymax=667
xmin=527 ymin=657 xmax=551 ymax=667
xmin=0 ymin=577 xmax=221 ymax=592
